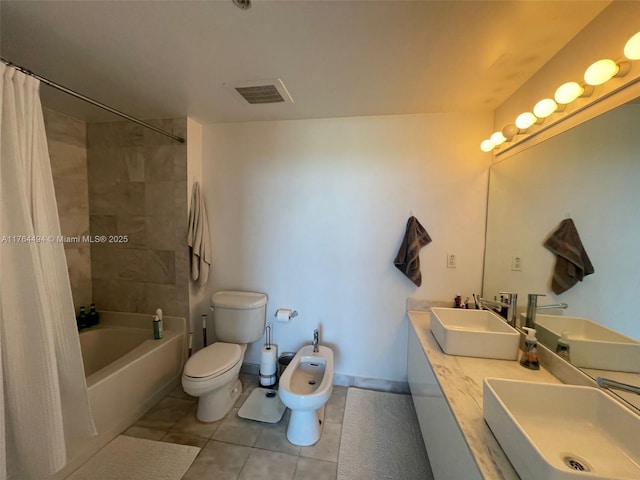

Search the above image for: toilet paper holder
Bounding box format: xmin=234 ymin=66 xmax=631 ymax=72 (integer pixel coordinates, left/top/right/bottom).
xmin=275 ymin=309 xmax=298 ymax=321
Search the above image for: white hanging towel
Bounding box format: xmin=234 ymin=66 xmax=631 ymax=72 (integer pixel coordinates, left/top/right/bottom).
xmin=0 ymin=64 xmax=96 ymax=479
xmin=187 ymin=181 xmax=212 ymax=284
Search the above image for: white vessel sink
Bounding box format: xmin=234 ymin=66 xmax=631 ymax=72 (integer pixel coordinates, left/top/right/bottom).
xmin=430 ymin=308 xmax=519 ymax=360
xmin=483 ymin=378 xmax=640 ymax=480
xmin=533 ymin=314 xmax=640 ymax=373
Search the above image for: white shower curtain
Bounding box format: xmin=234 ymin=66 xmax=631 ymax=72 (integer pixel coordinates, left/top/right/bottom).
xmin=0 ymin=64 xmax=96 ymax=479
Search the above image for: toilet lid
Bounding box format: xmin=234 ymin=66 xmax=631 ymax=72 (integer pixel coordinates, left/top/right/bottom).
xmin=184 ymin=342 xmax=242 ymax=378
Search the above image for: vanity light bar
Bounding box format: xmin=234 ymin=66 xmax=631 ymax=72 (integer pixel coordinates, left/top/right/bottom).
xmin=533 ymin=98 xmax=559 ymax=118
xmin=624 ymin=32 xmax=640 ymax=60
xmin=480 ymin=30 xmax=640 ymax=152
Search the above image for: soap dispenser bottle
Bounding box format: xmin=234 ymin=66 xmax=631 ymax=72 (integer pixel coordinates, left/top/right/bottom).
xmin=520 ymin=327 xmax=540 ymax=370
xmin=555 ymin=331 xmax=571 ymax=362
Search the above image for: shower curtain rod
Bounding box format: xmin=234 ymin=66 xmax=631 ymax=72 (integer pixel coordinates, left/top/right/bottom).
xmin=0 ymin=57 xmax=185 ymax=143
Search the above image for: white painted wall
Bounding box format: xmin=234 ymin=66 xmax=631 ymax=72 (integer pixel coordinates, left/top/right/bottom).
xmin=187 ymin=118 xmax=203 ymax=199
xmin=484 ymin=104 xmax=640 ymax=340
xmin=186 ymin=118 xmax=211 ymax=348
xmin=197 ymin=113 xmax=492 ymax=382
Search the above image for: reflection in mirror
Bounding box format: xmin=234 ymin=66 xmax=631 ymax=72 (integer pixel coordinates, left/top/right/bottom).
xmin=531 ymin=313 xmax=640 ymax=373
xmin=483 ymin=95 xmax=640 ymax=409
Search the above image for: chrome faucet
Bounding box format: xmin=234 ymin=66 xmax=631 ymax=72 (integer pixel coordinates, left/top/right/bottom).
xmin=596 ymin=377 xmax=640 ymax=396
xmin=478 ymin=292 xmax=518 ymax=328
xmin=524 ymin=294 xmax=568 ymax=328
xmin=313 ymin=329 xmax=319 ymax=353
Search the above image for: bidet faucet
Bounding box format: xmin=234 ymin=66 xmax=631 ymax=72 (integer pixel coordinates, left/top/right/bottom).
xmin=524 ymin=294 xmax=568 ymax=328
xmin=478 ymin=292 xmax=518 ymax=328
xmin=313 ymin=329 xmax=319 ymax=353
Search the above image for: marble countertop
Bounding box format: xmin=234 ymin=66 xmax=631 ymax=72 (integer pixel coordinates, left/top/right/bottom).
xmin=408 ymin=310 xmax=563 ymax=480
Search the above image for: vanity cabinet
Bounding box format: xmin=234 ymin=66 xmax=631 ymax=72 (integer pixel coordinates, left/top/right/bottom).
xmin=407 ymin=324 xmax=483 ymax=480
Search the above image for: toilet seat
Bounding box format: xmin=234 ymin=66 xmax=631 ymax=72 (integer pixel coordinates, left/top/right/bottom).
xmin=184 ymin=342 xmax=242 ymax=380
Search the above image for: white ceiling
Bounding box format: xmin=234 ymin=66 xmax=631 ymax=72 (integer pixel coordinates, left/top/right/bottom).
xmin=0 ymin=1 xmax=610 ymax=125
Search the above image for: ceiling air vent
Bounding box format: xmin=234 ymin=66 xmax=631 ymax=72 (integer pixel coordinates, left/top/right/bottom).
xmin=224 ymin=78 xmax=294 ymax=105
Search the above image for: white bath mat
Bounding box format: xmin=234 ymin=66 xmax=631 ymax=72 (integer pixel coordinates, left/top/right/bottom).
xmin=237 ymin=387 xmax=286 ymax=423
xmin=67 ymin=435 xmax=200 ymax=480
xmin=337 ymin=387 xmax=433 ymax=480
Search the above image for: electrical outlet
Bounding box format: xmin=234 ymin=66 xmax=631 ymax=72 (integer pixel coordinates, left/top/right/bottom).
xmin=447 ymin=253 xmax=457 ymax=268
xmin=511 ymin=256 xmax=522 ymax=271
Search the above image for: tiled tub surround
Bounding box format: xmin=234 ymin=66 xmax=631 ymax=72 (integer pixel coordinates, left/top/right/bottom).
xmin=87 ymin=119 xmax=189 ymax=318
xmin=54 ymin=311 xmax=187 ymax=480
xmin=124 ymin=374 xmax=345 ymax=480
xmin=44 ymin=108 xmax=92 ymax=311
xmin=408 ymin=310 xmax=563 ymax=480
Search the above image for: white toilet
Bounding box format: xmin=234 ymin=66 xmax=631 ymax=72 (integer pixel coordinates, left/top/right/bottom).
xmin=278 ymin=341 xmax=334 ymax=446
xmin=182 ymin=290 xmax=268 ymax=422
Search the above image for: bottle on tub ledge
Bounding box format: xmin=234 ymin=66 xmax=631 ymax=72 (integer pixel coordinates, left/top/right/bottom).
xmin=76 ymin=304 xmax=101 ymax=330
xmin=76 ymin=306 xmax=88 ymax=330
xmin=88 ymin=303 xmax=100 ymax=327
xmin=153 ymin=308 xmax=164 ymax=340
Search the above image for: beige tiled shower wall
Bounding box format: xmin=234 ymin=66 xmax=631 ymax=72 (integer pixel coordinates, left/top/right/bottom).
xmin=44 ymin=109 xmax=92 ymax=312
xmin=87 ymin=118 xmax=189 ymax=320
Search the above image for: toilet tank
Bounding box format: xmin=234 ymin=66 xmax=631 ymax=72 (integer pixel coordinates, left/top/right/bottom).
xmin=211 ymin=291 xmax=268 ymax=343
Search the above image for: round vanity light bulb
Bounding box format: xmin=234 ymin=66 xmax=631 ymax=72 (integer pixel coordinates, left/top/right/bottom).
xmin=480 ymin=139 xmax=494 ymax=152
xmin=490 ymin=131 xmax=506 ymax=146
xmin=554 ymin=82 xmax=583 ymax=104
xmin=584 ymin=59 xmax=619 ymax=86
xmin=515 ymin=112 xmax=536 ymax=130
xmin=533 ymin=98 xmax=558 ymax=118
xmin=624 ymin=31 xmax=640 ymax=60
xmin=501 ymin=124 xmax=519 ymax=140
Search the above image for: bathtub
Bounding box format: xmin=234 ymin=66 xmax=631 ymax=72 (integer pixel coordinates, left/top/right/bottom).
xmin=54 ymin=311 xmax=187 ymax=479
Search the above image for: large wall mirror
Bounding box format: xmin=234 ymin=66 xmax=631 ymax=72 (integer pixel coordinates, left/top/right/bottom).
xmin=483 ymin=88 xmax=640 ymax=409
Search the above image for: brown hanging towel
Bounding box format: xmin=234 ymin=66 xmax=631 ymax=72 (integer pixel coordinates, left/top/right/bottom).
xmin=543 ymin=218 xmax=594 ymax=294
xmin=394 ymin=216 xmax=432 ymax=287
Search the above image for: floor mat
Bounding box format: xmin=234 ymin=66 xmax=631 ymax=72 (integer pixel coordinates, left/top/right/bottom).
xmin=337 ymin=387 xmax=433 ymax=480
xmin=237 ymin=387 xmax=286 ymax=423
xmin=67 ymin=435 xmax=200 ymax=480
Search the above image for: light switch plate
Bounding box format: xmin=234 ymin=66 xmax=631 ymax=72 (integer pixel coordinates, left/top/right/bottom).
xmin=511 ymin=256 xmax=522 ymax=271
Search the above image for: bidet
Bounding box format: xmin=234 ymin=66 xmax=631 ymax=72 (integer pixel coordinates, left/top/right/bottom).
xmin=278 ymin=344 xmax=334 ymax=446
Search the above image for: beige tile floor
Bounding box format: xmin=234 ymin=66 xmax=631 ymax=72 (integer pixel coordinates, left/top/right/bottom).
xmin=123 ymin=374 xmax=346 ymax=480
